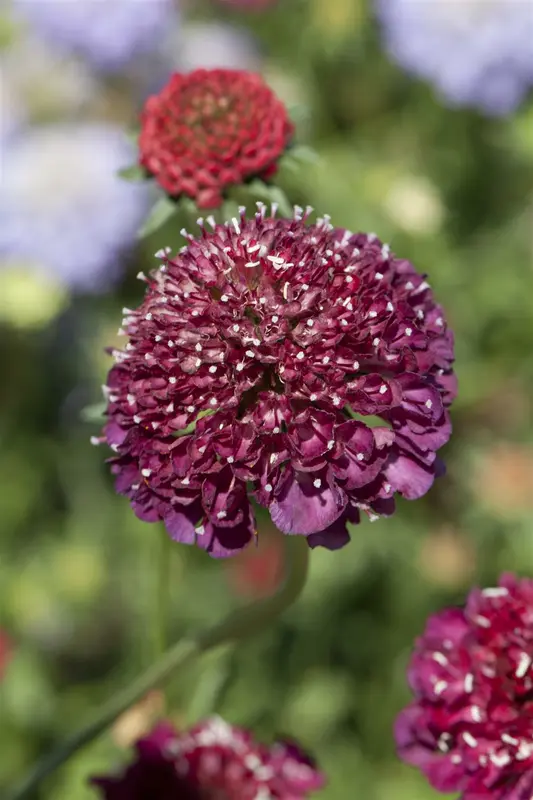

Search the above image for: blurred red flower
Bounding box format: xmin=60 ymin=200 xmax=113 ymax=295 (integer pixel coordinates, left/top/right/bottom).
xmin=139 ymin=68 xmax=293 ymax=208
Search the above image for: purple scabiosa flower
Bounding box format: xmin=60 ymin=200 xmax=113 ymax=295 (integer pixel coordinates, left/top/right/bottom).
xmin=375 ymin=0 xmax=533 ymax=115
xmin=13 ymin=0 xmax=178 ymax=74
xmin=92 ymin=716 xmax=324 ymax=799
xmin=98 ymin=206 xmax=455 ymax=557
xmin=396 ymin=573 xmax=533 ymax=799
xmin=0 ymin=123 xmax=149 ymax=292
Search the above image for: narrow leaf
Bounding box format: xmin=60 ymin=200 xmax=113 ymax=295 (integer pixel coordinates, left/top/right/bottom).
xmin=117 ymin=164 xmax=147 ymax=182
xmin=137 ymin=197 xmax=179 ymax=240
xmin=80 ymin=402 xmax=107 ymax=424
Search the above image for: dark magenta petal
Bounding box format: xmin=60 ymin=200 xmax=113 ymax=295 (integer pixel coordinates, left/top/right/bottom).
xmin=384 ymin=452 xmax=436 ymax=499
xmin=307 ymin=516 xmax=351 ymax=550
xmin=163 ymin=508 xmax=198 ymax=545
xmin=270 ymin=468 xmax=347 ymax=535
xmin=197 ymin=505 xmax=256 ymax=558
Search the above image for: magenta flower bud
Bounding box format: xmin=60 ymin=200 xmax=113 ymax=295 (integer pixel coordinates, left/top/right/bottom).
xmin=92 ymin=716 xmax=324 ymax=799
xmin=100 ymin=206 xmax=455 ymax=557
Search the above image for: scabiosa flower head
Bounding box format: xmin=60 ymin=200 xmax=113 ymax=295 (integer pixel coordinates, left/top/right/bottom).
xmin=375 ymin=0 xmax=533 ymax=115
xmin=13 ymin=0 xmax=177 ymax=73
xmin=99 ymin=206 xmax=455 ymax=557
xmin=139 ymin=69 xmax=294 ymax=209
xmin=0 ymin=123 xmax=149 ymax=292
xmin=92 ymin=716 xmax=324 ymax=799
xmin=396 ymin=573 xmax=533 ymax=799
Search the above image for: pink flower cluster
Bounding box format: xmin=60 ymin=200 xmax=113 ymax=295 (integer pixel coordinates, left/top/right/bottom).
xmin=93 ymin=716 xmax=324 ymax=799
xmin=397 ymin=573 xmax=533 ymax=799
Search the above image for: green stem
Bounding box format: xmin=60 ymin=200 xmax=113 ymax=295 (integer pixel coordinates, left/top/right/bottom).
xmin=6 ymin=535 xmax=310 ymax=800
xmin=154 ymin=527 xmax=171 ymax=661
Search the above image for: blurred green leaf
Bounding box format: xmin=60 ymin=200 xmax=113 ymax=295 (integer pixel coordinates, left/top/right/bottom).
xmin=137 ymin=197 xmax=179 ymax=239
xmin=117 ymin=164 xmax=147 ymax=182
xmin=80 ymin=402 xmax=106 ymax=424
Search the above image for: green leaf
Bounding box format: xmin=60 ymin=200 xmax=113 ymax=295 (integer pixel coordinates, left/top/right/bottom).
xmin=80 ymin=402 xmax=106 ymax=424
xmin=171 ymin=409 xmax=217 ymax=439
xmin=117 ymin=164 xmax=147 ymax=182
xmin=244 ymin=180 xmax=293 ymax=217
xmin=281 ymin=145 xmax=320 ymax=173
xmin=137 ymin=197 xmax=179 ymax=240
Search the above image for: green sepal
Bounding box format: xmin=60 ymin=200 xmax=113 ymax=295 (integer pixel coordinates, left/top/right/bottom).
xmin=80 ymin=402 xmax=107 ymax=424
xmin=281 ymin=144 xmax=319 ymax=173
xmin=117 ymin=164 xmax=147 ymax=182
xmin=244 ymin=180 xmax=294 ymax=218
xmin=171 ymin=409 xmax=217 ymax=439
xmin=137 ymin=196 xmax=179 ymax=240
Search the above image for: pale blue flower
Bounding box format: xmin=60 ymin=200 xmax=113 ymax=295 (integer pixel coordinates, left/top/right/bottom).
xmin=376 ymin=0 xmax=533 ymax=114
xmin=0 ymin=123 xmax=149 ymax=292
xmin=13 ymin=0 xmax=178 ymax=73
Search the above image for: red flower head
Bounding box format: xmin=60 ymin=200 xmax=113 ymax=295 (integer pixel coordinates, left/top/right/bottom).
xmin=98 ymin=206 xmax=455 ymax=558
xmin=92 ymin=716 xmax=324 ymax=799
xmin=139 ymin=69 xmax=294 ymax=209
xmin=396 ymin=573 xmax=533 ymax=799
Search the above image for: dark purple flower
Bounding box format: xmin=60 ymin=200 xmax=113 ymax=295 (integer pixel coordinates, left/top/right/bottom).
xmin=92 ymin=716 xmax=324 ymax=799
xmin=396 ymin=573 xmax=533 ymax=799
xmin=98 ymin=206 xmax=455 ymax=557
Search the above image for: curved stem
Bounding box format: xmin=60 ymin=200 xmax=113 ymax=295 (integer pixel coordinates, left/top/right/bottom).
xmin=6 ymin=535 xmax=309 ymax=800
xmin=153 ymin=527 xmax=171 ymax=661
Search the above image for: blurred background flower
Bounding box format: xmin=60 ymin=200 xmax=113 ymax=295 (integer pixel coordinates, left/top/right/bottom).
xmin=0 ymin=123 xmax=149 ymax=292
xmin=176 ymin=20 xmax=262 ymax=71
xmin=375 ymin=0 xmax=533 ymax=114
xmin=12 ymin=0 xmax=180 ymax=75
xmin=1 ymin=35 xmax=97 ymax=122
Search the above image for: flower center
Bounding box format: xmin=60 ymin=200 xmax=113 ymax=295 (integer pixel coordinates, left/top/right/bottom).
xmin=178 ymin=81 xmax=242 ymax=132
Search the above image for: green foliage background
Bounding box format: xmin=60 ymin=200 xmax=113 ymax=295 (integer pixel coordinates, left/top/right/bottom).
xmin=0 ymin=0 xmax=532 ymax=797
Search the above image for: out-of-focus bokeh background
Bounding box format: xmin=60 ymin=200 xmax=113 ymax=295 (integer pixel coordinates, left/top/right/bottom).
xmin=0 ymin=0 xmax=532 ymax=797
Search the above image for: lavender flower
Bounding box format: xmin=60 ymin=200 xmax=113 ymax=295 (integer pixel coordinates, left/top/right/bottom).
xmin=375 ymin=0 xmax=533 ymax=114
xmin=13 ymin=0 xmax=178 ymax=73
xmin=0 ymin=123 xmax=149 ymax=292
